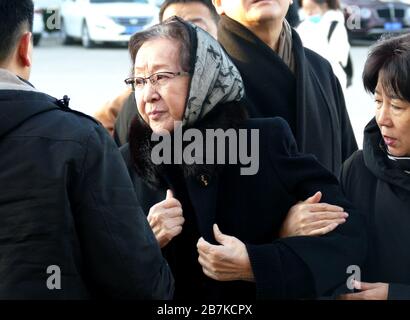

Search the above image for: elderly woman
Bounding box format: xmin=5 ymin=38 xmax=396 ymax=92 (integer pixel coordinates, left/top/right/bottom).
xmin=121 ymin=16 xmax=366 ymax=300
xmin=280 ymin=34 xmax=410 ymax=300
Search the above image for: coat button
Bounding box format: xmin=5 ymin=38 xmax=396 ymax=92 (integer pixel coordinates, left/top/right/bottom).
xmin=198 ymin=174 xmax=210 ymax=187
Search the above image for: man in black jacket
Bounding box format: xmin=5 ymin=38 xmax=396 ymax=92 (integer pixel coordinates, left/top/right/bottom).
xmin=0 ymin=0 xmax=173 ymax=299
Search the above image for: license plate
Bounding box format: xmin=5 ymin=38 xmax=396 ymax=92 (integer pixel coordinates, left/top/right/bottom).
xmin=125 ymin=26 xmax=141 ymax=35
xmin=384 ymin=22 xmax=402 ymax=31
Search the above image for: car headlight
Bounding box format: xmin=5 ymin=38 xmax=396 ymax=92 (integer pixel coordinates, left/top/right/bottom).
xmin=91 ymin=15 xmax=116 ymax=29
xmin=360 ymin=8 xmax=372 ymax=19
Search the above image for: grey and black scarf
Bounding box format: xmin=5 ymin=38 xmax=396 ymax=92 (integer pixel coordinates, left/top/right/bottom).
xmin=128 ymin=18 xmax=248 ymax=188
xmin=182 ymin=20 xmax=245 ymax=127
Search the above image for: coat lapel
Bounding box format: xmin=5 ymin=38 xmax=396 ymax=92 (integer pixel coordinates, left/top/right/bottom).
xmin=292 ymin=30 xmax=339 ymax=172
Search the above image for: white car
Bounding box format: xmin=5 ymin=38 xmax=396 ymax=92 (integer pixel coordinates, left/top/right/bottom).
xmin=33 ymin=0 xmax=64 ymax=46
xmin=60 ymin=0 xmax=159 ymax=48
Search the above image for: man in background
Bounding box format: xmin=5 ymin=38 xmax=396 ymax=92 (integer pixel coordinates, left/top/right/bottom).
xmin=212 ymin=0 xmax=357 ymax=176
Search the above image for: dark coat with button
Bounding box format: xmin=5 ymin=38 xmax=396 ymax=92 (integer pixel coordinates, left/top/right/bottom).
xmin=341 ymin=118 xmax=410 ymax=300
xmin=121 ymin=100 xmax=366 ymax=300
xmin=114 ymin=93 xmax=136 ymax=146
xmin=0 ymin=86 xmax=174 ymax=299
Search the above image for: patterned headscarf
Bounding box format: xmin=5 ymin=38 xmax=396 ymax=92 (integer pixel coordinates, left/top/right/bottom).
xmin=182 ymin=21 xmax=245 ymax=127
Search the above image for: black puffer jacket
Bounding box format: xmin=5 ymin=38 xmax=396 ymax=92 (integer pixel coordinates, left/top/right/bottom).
xmin=341 ymin=118 xmax=410 ymax=299
xmin=0 ymin=84 xmax=173 ymax=299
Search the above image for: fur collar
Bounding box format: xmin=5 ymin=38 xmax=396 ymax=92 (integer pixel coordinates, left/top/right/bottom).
xmin=129 ymin=100 xmax=248 ymax=189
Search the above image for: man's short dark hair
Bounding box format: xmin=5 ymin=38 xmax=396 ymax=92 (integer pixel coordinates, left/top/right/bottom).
xmin=363 ymin=33 xmax=410 ymax=102
xmin=0 ymin=0 xmax=34 ymax=63
xmin=159 ymin=0 xmax=219 ymax=24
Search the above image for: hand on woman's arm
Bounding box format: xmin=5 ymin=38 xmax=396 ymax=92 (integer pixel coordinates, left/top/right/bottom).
xmin=279 ymin=191 xmax=349 ymax=237
xmin=338 ymin=281 xmax=388 ymax=300
xmin=339 ymin=281 xmax=410 ymax=300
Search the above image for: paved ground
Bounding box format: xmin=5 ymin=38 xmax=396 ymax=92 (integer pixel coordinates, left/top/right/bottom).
xmin=30 ymin=34 xmax=375 ymax=147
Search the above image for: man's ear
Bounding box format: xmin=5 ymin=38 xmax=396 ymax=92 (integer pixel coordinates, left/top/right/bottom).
xmin=18 ymin=32 xmax=32 ymax=68
xmin=212 ymin=0 xmax=225 ymax=15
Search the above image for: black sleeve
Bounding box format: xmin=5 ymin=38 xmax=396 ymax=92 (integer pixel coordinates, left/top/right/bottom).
xmin=72 ymin=124 xmax=174 ymax=299
xmin=246 ymin=242 xmax=315 ymax=299
xmin=334 ymin=74 xmax=358 ymax=163
xmin=339 ymin=151 xmax=357 ymax=199
xmin=388 ymin=284 xmax=410 ymax=300
xmin=247 ymin=118 xmax=366 ymax=299
xmin=113 ymin=93 xmax=138 ymax=147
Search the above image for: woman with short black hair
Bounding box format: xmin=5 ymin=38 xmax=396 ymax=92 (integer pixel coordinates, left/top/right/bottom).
xmin=337 ymin=33 xmax=410 ymax=300
xmin=279 ymin=33 xmax=410 ymax=300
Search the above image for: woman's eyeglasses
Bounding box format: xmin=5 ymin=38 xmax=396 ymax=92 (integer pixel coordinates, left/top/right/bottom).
xmin=124 ymin=71 xmax=189 ymax=91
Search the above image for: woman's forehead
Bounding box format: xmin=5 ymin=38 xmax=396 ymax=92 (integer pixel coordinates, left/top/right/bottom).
xmin=134 ymin=38 xmax=181 ymax=72
xmin=376 ymin=73 xmax=404 ymax=101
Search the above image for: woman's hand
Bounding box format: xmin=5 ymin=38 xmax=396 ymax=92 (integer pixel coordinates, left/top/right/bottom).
xmin=279 ymin=191 xmax=348 ymax=237
xmin=338 ymin=281 xmax=389 ymax=300
xmin=147 ymin=189 xmax=184 ymax=248
xmin=197 ymin=224 xmax=254 ymax=282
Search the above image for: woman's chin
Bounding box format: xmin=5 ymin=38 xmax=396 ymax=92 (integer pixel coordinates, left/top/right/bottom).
xmin=150 ymin=119 xmax=183 ymax=135
xmin=150 ymin=124 xmax=174 ymax=135
xmin=387 ymin=146 xmax=409 ymax=158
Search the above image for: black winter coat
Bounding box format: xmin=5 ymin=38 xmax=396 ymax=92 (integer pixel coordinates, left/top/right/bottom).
xmin=114 ymin=93 xmax=136 ymax=146
xmin=341 ymin=118 xmax=410 ymax=300
xmin=122 ymin=101 xmax=366 ymax=300
xmin=0 ymin=88 xmax=173 ymax=299
xmin=217 ymin=15 xmax=358 ymax=175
